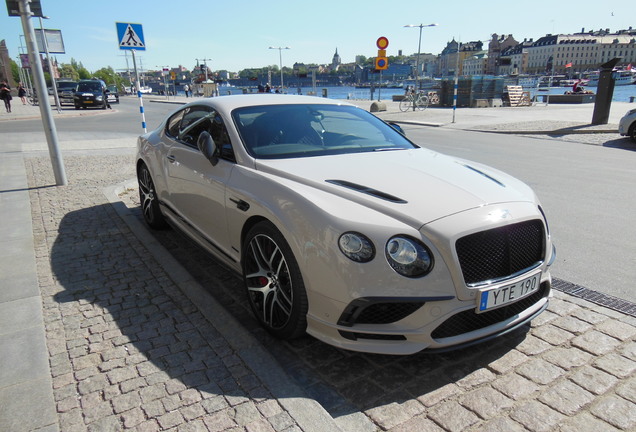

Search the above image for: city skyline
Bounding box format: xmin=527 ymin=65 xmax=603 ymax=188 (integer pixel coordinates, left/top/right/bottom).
xmin=1 ymin=0 xmax=633 ymax=73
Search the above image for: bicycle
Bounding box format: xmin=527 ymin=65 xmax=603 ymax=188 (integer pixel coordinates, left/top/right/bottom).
xmin=399 ymin=91 xmax=429 ymax=112
xmin=28 ymin=91 xmax=38 ymax=106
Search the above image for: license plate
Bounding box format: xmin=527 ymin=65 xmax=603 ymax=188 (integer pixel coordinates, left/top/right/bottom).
xmin=84 ymin=100 xmax=93 ymax=103
xmin=477 ymin=272 xmax=540 ymax=312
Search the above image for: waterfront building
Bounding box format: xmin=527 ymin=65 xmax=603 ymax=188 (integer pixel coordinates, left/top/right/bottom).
xmin=486 ymin=34 xmax=518 ymax=75
xmin=462 ymin=51 xmax=488 ymax=76
xmin=438 ymin=40 xmax=483 ymax=76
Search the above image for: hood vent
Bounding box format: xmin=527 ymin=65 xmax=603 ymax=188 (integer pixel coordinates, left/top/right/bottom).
xmin=462 ymin=164 xmax=506 ymax=187
xmin=326 ymin=179 xmax=407 ymax=204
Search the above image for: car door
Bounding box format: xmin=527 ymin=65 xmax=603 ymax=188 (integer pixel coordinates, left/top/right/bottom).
xmin=163 ymin=105 xmax=236 ymax=257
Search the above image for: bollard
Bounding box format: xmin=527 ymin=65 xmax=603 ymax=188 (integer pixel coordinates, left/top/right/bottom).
xmin=630 ymin=96 xmax=635 ymax=103
xmin=322 ymin=88 xmax=328 ymax=98
xmin=370 ymin=101 xmax=386 ymax=112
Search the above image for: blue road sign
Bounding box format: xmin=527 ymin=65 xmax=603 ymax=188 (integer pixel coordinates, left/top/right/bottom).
xmin=116 ymin=22 xmax=146 ymax=50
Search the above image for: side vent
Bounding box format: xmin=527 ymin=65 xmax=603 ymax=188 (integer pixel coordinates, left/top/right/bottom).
xmin=326 ymin=180 xmax=407 ymax=203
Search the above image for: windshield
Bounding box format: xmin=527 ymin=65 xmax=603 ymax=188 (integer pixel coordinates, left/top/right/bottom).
xmin=232 ymin=104 xmax=418 ymax=159
xmin=57 ymin=82 xmax=77 ymax=90
xmin=77 ymin=82 xmax=102 ymax=92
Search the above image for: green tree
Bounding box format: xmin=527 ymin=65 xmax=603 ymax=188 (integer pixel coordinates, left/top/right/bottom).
xmin=10 ymin=59 xmax=20 ymax=84
xmin=58 ymin=63 xmax=79 ymax=80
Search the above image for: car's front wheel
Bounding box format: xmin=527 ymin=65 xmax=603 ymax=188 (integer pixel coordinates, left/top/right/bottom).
xmin=243 ymin=221 xmax=308 ymax=340
xmin=137 ymin=163 xmax=168 ymax=229
xmin=629 ymin=123 xmax=636 ymax=143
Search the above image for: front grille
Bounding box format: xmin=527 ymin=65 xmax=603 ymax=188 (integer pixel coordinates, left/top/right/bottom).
xmin=431 ymin=282 xmax=549 ymax=339
xmin=456 ymin=220 xmax=545 ymax=285
xmin=338 ymin=300 xmax=426 ymax=326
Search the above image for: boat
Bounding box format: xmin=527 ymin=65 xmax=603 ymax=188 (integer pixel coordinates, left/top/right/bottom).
xmin=584 ymin=69 xmax=636 ymax=86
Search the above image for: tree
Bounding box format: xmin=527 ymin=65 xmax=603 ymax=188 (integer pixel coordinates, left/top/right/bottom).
xmin=10 ymin=59 xmax=20 ymax=84
xmin=58 ymin=63 xmax=79 ymax=81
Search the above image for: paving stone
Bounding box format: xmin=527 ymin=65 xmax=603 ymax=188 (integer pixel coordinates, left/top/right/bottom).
xmin=570 ymin=308 xmax=610 ymax=325
xmin=616 ymin=376 xmax=636 ymax=403
xmin=491 ymin=373 xmax=540 ymax=400
xmin=510 ymin=400 xmax=566 ymax=432
xmin=551 ymin=315 xmax=594 ymax=333
xmin=456 ymin=368 xmax=496 ymax=389
xmin=558 ymin=412 xmax=621 ymax=432
xmin=415 ymin=383 xmax=461 ymax=408
xmin=571 ymin=330 xmax=622 ymax=356
xmin=516 ymin=358 xmax=565 ymax=385
xmin=233 ymin=401 xmax=262 ymax=427
xmin=111 ymin=391 xmax=141 ymax=414
xmin=589 ymin=394 xmax=636 ymax=430
xmin=619 ymin=341 xmax=636 ymax=361
xmin=541 ymin=346 xmax=592 ymax=370
xmin=203 ymin=410 xmax=238 ymax=432
xmin=469 ymin=416 xmax=526 ymax=432
xmin=86 ymin=414 xmax=122 ymax=432
xmin=514 ymin=335 xmax=552 ymax=356
xmin=569 ymin=365 xmax=619 ymax=395
xmin=487 ymin=349 xmax=528 ymax=374
xmin=268 ymin=411 xmax=296 ymax=431
xmin=244 ymin=418 xmax=276 ymax=432
xmin=537 ymin=380 xmax=595 ymax=415
xmin=596 ymin=319 xmax=636 ymax=341
xmin=532 ymin=324 xmax=575 ymax=345
xmin=157 ymin=410 xmax=185 ymax=429
xmin=427 ymin=400 xmax=480 ymax=432
xmin=593 ymin=352 xmax=636 ymax=378
xmin=121 ymin=407 xmax=145 ymax=428
xmin=459 ymin=387 xmax=514 ymax=419
xmin=365 ymin=400 xmax=424 ymax=430
xmin=201 ymin=396 xmax=229 ymax=414
xmin=547 ymin=297 xmax=579 ymax=316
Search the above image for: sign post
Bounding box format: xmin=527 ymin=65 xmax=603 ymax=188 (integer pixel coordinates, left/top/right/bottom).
xmin=116 ymin=22 xmax=147 ymax=132
xmin=375 ymin=37 xmax=389 ymax=102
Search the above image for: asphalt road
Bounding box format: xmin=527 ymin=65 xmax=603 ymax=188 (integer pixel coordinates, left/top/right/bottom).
xmin=9 ymin=97 xmax=635 ymax=302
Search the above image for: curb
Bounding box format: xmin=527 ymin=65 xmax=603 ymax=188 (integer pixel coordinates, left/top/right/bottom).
xmin=103 ymin=180 xmax=365 ymax=432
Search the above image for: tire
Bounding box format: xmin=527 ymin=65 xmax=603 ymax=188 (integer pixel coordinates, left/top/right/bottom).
xmin=75 ymin=104 xmax=80 ymax=110
xmin=242 ymin=221 xmax=308 ymax=340
xmin=399 ymin=97 xmax=413 ymax=112
xmin=629 ymin=123 xmax=636 ymax=144
xmin=416 ymin=94 xmax=429 ymax=110
xmin=137 ymin=163 xmax=168 ymax=229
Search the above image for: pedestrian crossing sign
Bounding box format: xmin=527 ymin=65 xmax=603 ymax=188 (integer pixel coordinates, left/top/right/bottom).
xmin=116 ymin=22 xmax=146 ymax=51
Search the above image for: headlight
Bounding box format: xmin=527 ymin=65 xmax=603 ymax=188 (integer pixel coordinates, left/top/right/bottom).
xmin=96 ymin=96 xmax=103 ymax=101
xmin=339 ymin=232 xmax=375 ymax=262
xmin=385 ymin=236 xmax=433 ymax=277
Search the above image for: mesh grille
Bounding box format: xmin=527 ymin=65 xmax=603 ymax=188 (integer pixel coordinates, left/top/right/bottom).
xmin=456 ymin=220 xmax=545 ymax=285
xmin=431 ymin=282 xmax=549 ymax=339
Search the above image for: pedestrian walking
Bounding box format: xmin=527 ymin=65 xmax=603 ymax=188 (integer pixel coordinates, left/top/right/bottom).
xmin=184 ymin=84 xmax=190 ymax=98
xmin=18 ymin=82 xmax=27 ymax=105
xmin=0 ymin=81 xmax=12 ymax=113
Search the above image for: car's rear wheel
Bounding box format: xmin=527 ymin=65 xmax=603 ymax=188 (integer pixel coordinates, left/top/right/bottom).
xmin=629 ymin=123 xmax=636 ymax=143
xmin=137 ymin=163 xmax=168 ymax=229
xmin=243 ymin=221 xmax=308 ymax=340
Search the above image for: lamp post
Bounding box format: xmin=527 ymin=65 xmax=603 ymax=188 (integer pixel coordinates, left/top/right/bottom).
xmin=403 ymin=23 xmax=438 ymax=93
xmin=269 ymin=46 xmax=290 ymax=91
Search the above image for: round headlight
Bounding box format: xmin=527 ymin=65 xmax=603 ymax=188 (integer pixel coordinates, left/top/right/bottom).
xmin=339 ymin=232 xmax=375 ymax=262
xmin=385 ymin=236 xmax=433 ymax=277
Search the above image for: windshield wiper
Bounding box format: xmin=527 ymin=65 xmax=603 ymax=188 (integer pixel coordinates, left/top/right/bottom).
xmin=373 ymin=147 xmax=402 ymax=152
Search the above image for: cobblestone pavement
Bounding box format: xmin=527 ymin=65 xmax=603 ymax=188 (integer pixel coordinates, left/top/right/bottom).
xmin=27 ymin=154 xmax=307 ymax=432
xmin=26 ymin=151 xmax=636 ymax=432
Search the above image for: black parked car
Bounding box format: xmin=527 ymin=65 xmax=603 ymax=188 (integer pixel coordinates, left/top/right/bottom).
xmin=74 ymin=79 xmax=108 ymax=109
xmin=57 ymin=80 xmax=77 ymax=105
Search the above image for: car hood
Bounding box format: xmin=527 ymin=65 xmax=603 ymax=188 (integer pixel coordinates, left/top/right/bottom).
xmin=255 ymin=148 xmax=536 ymax=228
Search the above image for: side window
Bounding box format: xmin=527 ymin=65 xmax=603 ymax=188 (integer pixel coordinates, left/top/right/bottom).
xmin=178 ymin=106 xmax=213 ymax=146
xmin=210 ymin=113 xmax=236 ymax=163
xmin=166 ymin=110 xmax=185 ymax=138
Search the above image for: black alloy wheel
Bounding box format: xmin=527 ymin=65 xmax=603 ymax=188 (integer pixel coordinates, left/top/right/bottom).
xmin=629 ymin=124 xmax=636 ymax=143
xmin=137 ymin=164 xmax=168 ymax=229
xmin=243 ymin=221 xmax=308 ymax=340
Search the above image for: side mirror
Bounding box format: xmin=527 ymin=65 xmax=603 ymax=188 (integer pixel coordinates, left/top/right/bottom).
xmin=197 ymin=131 xmax=218 ymax=165
xmin=389 ymin=122 xmax=406 ymax=136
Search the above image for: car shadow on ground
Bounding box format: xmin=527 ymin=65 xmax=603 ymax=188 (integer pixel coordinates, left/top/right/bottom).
xmin=603 ymin=137 xmax=636 ymax=151
xmin=49 ymin=204 xmax=262 ymax=407
xmin=110 ymin=200 xmax=530 ymax=419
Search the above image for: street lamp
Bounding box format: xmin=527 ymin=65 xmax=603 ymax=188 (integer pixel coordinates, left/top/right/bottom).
xmin=403 ymin=23 xmax=438 ymax=92
xmin=269 ymin=46 xmax=290 ymax=91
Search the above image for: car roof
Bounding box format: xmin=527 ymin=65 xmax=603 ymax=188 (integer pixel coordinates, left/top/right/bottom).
xmin=184 ymin=94 xmax=354 ymax=113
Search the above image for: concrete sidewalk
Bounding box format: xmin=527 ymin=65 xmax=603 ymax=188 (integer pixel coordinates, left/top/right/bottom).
xmin=1 ymin=96 xmax=636 ymax=431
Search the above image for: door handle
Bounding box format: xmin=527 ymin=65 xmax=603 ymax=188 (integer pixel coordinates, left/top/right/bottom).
xmin=167 ymin=155 xmax=176 ymax=163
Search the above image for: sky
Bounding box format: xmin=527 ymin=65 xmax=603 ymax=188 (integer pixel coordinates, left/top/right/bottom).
xmin=1 ymin=0 xmax=633 ymax=74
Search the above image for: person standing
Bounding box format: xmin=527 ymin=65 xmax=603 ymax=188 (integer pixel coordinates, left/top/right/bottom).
xmin=0 ymin=81 xmax=12 ymax=113
xmin=184 ymin=84 xmax=189 ymax=98
xmin=18 ymin=83 xmax=27 ymax=105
